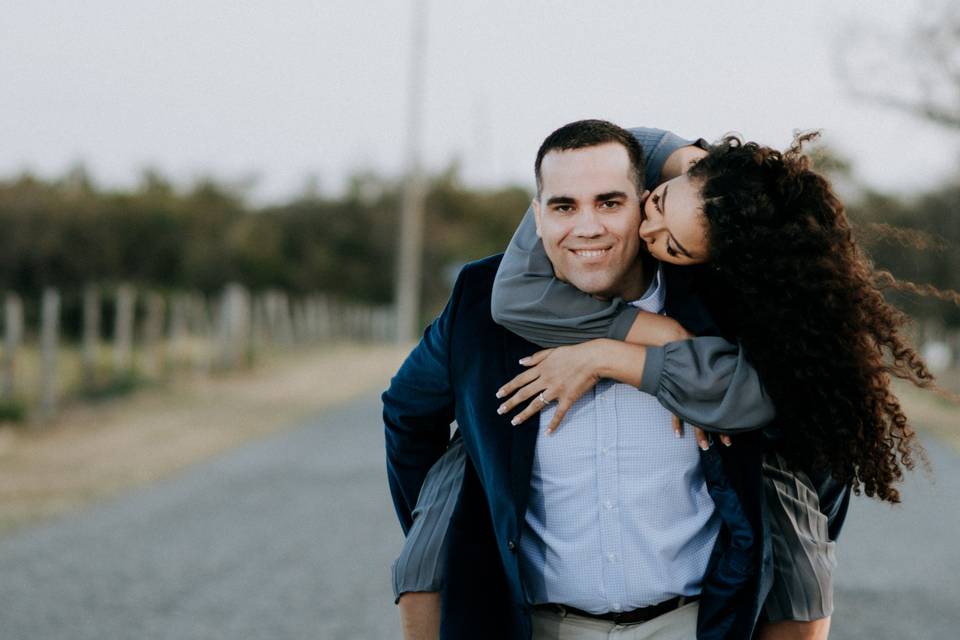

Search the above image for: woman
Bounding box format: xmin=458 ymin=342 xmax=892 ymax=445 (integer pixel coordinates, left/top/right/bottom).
xmin=394 ymin=129 xmax=936 ymax=639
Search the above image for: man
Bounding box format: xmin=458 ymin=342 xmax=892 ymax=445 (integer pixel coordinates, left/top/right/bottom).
xmin=384 ymin=120 xmax=772 ymax=639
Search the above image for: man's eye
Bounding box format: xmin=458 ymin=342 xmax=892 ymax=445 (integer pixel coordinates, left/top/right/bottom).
xmin=601 ymin=200 xmax=620 ymax=209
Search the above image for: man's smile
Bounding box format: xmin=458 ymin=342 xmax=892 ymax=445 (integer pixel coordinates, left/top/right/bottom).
xmin=569 ymin=247 xmax=612 ymax=258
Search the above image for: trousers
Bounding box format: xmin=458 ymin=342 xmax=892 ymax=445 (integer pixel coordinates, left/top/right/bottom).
xmin=532 ymin=602 xmax=699 ymax=639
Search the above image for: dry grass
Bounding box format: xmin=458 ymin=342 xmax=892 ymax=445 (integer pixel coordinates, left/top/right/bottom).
xmin=0 ymin=342 xmax=409 ymax=535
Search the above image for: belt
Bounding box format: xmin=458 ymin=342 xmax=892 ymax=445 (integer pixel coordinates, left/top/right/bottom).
xmin=534 ymin=594 xmax=700 ymax=625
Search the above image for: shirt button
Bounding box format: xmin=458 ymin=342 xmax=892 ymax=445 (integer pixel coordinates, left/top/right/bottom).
xmin=607 ymin=553 xmax=616 ymax=563
xmin=507 ymin=540 xmax=517 ymax=552
xmin=604 ymin=500 xmax=614 ymax=510
xmin=612 ymin=602 xmax=621 ymax=612
xmin=601 ymin=447 xmax=609 ymax=455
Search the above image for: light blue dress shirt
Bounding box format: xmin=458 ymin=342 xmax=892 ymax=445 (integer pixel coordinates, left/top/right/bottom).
xmin=519 ymin=266 xmax=721 ymax=613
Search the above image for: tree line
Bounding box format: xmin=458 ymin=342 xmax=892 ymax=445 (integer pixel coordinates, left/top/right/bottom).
xmin=0 ymin=166 xmax=530 ymax=337
xmin=1 ymin=159 xmax=957 ymax=339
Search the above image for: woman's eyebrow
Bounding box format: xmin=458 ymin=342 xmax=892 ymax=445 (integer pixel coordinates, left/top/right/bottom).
xmin=661 ymin=184 xmax=694 ymax=259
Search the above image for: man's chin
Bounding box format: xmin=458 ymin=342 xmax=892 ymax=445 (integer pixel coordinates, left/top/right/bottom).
xmin=565 ymin=278 xmax=617 ymax=299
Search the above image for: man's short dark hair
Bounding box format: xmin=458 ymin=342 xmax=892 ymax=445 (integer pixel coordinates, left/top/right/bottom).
xmin=534 ymin=119 xmax=645 ymax=196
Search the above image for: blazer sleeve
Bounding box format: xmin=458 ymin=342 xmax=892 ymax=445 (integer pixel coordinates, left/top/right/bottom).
xmin=382 ymin=271 xmax=463 ymax=534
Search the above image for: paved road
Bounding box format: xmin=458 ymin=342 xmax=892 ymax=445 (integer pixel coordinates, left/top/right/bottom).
xmin=831 ymin=436 xmax=960 ymax=640
xmin=0 ymin=395 xmax=404 ymax=640
xmin=0 ymin=393 xmax=957 ymax=639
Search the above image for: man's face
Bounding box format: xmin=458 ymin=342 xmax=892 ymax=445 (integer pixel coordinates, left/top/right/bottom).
xmin=533 ymin=142 xmax=647 ymax=300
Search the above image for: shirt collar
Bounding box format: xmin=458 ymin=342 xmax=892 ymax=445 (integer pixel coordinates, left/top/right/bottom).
xmin=627 ymin=264 xmax=665 ymax=314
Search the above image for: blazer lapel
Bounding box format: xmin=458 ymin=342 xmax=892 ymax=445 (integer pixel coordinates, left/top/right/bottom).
xmin=502 ymin=329 xmax=541 ymax=524
xmin=662 ymin=263 xmax=721 ymax=337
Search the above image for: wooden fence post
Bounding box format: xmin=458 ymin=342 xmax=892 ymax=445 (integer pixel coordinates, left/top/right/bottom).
xmin=189 ymin=293 xmax=213 ymax=376
xmin=216 ymin=283 xmax=251 ymax=370
xmin=113 ymin=284 xmax=136 ymax=376
xmin=265 ymin=291 xmax=294 ymax=348
xmin=81 ymin=285 xmax=101 ymax=388
xmin=39 ymin=288 xmax=60 ymax=421
xmin=141 ymin=292 xmax=166 ymax=378
xmin=167 ymin=293 xmax=189 ymax=367
xmin=251 ymin=293 xmax=269 ymax=351
xmin=292 ymin=299 xmax=309 ymax=344
xmin=1 ymin=293 xmax=23 ymax=399
xmin=315 ymin=295 xmax=332 ymax=342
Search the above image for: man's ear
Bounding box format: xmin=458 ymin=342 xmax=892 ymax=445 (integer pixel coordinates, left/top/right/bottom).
xmin=531 ymin=198 xmax=542 ymax=238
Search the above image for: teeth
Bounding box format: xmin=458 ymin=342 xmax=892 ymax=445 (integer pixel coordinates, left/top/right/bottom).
xmin=574 ymin=249 xmax=608 ymax=257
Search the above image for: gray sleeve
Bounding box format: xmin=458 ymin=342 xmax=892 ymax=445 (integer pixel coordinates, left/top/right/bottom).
xmin=629 ymin=127 xmax=707 ymax=187
xmin=490 ymin=204 xmax=640 ymax=348
xmin=638 ymin=337 xmax=775 ymax=432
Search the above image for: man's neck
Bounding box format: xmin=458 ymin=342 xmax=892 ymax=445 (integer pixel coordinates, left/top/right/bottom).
xmin=615 ymin=253 xmax=658 ymax=302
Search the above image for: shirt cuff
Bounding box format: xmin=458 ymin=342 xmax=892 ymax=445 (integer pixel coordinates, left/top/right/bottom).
xmin=638 ymin=345 xmax=665 ymax=395
xmin=606 ymin=306 xmax=641 ymax=341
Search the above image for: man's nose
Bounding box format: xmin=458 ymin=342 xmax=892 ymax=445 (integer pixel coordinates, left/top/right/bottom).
xmin=572 ymin=209 xmax=605 ymax=237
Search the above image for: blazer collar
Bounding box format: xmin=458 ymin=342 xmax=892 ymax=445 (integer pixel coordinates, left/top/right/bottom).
xmin=661 ymin=263 xmax=720 ymax=337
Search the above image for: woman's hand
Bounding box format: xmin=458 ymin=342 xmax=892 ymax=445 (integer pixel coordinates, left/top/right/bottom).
xmin=495 ymin=336 xmax=734 ymax=445
xmin=673 ymin=416 xmax=732 ymax=450
xmin=496 ymin=341 xmax=608 ymax=434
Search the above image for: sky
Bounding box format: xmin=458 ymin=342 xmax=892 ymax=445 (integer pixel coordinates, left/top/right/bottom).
xmin=2 ymin=0 xmax=957 ymax=203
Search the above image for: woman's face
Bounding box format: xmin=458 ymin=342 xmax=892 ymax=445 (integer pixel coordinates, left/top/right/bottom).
xmin=639 ymin=173 xmax=710 ymax=266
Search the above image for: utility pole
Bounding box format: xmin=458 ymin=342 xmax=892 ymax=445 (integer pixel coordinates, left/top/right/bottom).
xmin=394 ymin=0 xmax=428 ymax=343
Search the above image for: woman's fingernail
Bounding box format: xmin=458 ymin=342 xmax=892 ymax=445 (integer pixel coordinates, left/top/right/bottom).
xmin=699 ymin=441 xmax=710 ymax=451
xmin=723 ymin=440 xmax=732 ymax=447
xmin=495 ymin=390 xmax=504 ymax=398
xmin=511 ymin=417 xmax=520 ymax=426
xmin=519 ymin=357 xmax=530 ymax=365
xmin=674 ymin=431 xmax=681 ymax=438
xmin=497 ymin=405 xmax=506 ymax=415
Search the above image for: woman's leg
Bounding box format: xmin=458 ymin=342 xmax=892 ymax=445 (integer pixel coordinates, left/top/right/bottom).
xmin=759 ymin=453 xmax=838 ymax=639
xmin=399 ymin=592 xmax=442 ymax=640
xmin=392 ymin=437 xmax=466 ymax=640
xmin=757 ymin=618 xmax=831 ymax=640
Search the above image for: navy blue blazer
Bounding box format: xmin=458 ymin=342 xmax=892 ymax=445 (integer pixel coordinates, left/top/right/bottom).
xmin=384 ymin=255 xmax=772 ymax=639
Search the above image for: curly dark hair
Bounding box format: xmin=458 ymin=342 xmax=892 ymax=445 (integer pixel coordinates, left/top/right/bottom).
xmin=687 ymin=132 xmax=934 ymax=503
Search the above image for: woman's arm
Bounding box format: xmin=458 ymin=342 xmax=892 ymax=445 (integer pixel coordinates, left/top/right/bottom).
xmin=497 ymin=336 xmax=774 ymax=436
xmin=623 ymin=310 xmax=692 ymax=345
